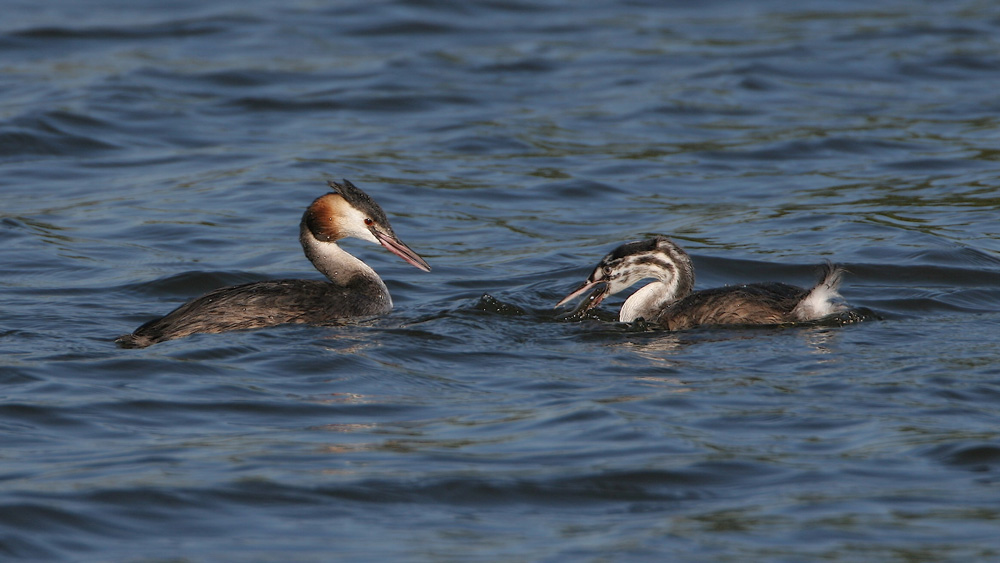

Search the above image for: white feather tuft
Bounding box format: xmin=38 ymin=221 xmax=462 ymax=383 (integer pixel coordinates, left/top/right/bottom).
xmin=792 ymin=264 xmax=846 ymax=321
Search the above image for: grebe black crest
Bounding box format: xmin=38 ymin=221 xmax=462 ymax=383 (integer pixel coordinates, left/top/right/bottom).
xmin=556 ymin=236 xmax=847 ymax=330
xmin=116 ymin=179 xmax=431 ymax=348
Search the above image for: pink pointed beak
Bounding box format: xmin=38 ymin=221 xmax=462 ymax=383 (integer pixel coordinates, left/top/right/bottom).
xmin=372 ymin=228 xmax=431 ymax=272
xmin=556 ymin=279 xmax=610 ymax=314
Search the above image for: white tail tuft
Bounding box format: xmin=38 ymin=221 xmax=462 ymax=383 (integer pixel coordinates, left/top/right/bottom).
xmin=792 ymin=263 xmax=847 ymax=321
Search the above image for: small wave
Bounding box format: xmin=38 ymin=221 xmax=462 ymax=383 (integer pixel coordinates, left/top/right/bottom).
xmin=0 ymin=111 xmax=119 ymax=159
xmin=6 ymin=15 xmax=260 ymax=42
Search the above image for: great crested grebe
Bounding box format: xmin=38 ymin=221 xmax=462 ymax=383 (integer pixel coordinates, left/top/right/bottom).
xmin=116 ymin=179 xmax=431 ymax=348
xmin=556 ymin=236 xmax=847 ymax=330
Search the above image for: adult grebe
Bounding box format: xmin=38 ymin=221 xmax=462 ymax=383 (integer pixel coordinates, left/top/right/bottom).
xmin=116 ymin=179 xmax=431 ymax=348
xmin=556 ymin=236 xmax=846 ymax=329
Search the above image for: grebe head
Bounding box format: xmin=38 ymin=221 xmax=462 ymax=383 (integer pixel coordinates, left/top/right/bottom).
xmin=556 ymin=236 xmax=694 ymax=314
xmin=303 ymin=179 xmax=431 ymax=272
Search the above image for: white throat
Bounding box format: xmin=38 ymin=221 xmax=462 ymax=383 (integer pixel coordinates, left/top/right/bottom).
xmin=619 ymin=281 xmax=679 ymax=323
xmin=301 ymin=234 xmax=390 ymax=306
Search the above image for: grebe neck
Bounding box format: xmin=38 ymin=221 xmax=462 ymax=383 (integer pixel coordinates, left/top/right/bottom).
xmin=620 ymin=281 xmax=683 ymax=323
xmin=299 ymin=223 xmax=390 ymax=304
xmin=618 ymin=247 xmax=695 ymax=323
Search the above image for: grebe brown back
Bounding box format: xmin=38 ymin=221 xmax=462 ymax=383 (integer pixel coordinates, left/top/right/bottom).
xmin=116 ymin=179 xmax=431 ymax=348
xmin=556 ymin=236 xmax=846 ymax=330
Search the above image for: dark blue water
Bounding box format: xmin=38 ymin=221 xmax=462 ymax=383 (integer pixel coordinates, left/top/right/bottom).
xmin=3 ymin=0 xmax=1000 ymax=559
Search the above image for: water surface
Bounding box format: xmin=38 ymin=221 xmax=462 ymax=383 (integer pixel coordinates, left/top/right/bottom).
xmin=2 ymin=0 xmax=1000 ymax=560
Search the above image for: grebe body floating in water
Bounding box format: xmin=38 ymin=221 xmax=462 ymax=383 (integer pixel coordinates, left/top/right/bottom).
xmin=116 ymin=179 xmax=430 ymax=348
xmin=556 ymin=236 xmax=846 ymax=330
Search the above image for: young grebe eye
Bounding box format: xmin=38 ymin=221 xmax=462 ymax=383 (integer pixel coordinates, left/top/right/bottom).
xmin=364 ymin=218 xmax=374 ymax=226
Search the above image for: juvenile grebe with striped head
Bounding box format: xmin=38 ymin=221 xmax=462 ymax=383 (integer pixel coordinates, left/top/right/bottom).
xmin=556 ymin=236 xmax=846 ymax=330
xmin=116 ymin=179 xmax=431 ymax=348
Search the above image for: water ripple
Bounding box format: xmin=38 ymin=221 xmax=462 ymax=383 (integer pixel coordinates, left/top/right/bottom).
xmin=3 ymin=0 xmax=1000 ymax=560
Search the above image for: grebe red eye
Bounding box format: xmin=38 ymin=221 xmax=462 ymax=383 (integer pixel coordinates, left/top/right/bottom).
xmin=364 ymin=218 xmax=374 ymax=226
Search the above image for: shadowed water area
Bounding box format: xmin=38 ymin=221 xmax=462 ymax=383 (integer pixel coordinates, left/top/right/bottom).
xmin=2 ymin=0 xmax=1000 ymax=560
